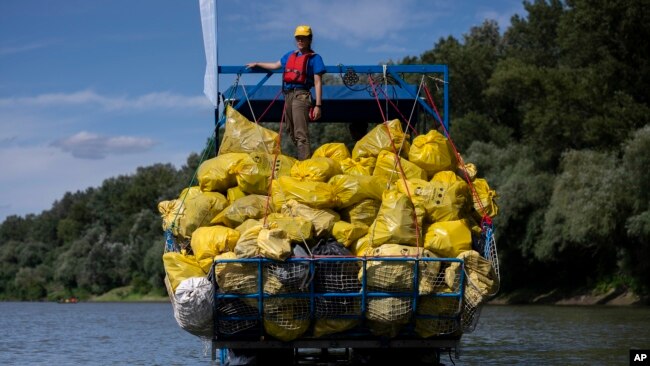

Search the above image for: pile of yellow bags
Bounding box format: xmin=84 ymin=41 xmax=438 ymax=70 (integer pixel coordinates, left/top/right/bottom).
xmin=160 ymin=106 xmax=500 ymax=340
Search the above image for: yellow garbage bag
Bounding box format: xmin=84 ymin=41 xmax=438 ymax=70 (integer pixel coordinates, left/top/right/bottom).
xmin=367 ymin=190 xmax=418 ymax=247
xmin=234 ymin=224 xmax=264 ymax=258
xmin=341 ymin=199 xmax=381 ymax=227
xmin=290 ymin=157 xmax=342 ymax=182
xmin=424 ymin=220 xmax=472 ymax=258
xmin=395 ymin=178 xmax=436 ymax=228
xmin=457 ymin=162 xmax=477 ymax=181
xmin=329 ymin=174 xmax=385 ymax=209
xmin=445 ymin=250 xmax=498 ymax=294
xmin=258 ymin=227 xmax=292 ymax=261
xmin=312 ymin=142 xmax=350 ymax=162
xmin=472 ymin=178 xmax=498 ymax=218
xmin=158 ymin=199 xmax=183 ymax=233
xmin=159 ymin=187 xmax=225 ymax=238
xmin=313 ymin=318 xmax=359 ymax=338
xmin=373 ymin=150 xmax=427 ymax=183
xmin=235 ymin=218 xmax=260 ymax=234
xmin=263 ymin=298 xmax=310 ymax=341
xmin=445 ymin=250 xmax=499 ymax=325
xmin=211 ymin=194 xmax=272 ymax=228
xmin=281 ymin=199 xmax=339 ymax=237
xmin=190 ymin=225 xmax=240 ymax=272
xmin=428 ymin=171 xmax=471 ymax=223
xmin=199 ymin=190 xmax=230 ymax=212
xmin=415 ymin=294 xmax=462 ymax=337
xmin=350 ymin=235 xmax=372 ymax=256
xmin=219 ymin=105 xmax=279 ymax=155
xmin=214 ymin=252 xmax=259 ymax=295
xmin=332 ymin=221 xmax=368 ymax=248
xmin=271 ymin=176 xmax=337 ymax=210
xmin=361 ymin=244 xmax=440 ymax=294
xmin=408 ymin=129 xmax=456 ymax=178
xmin=352 ymin=119 xmax=409 ymax=159
xmin=366 ymin=297 xmax=412 ymax=337
xmin=197 ymin=153 xmax=249 ymax=193
xmin=266 ymin=213 xmax=313 ymax=242
xmin=339 ymin=156 xmax=376 ymax=176
xmin=233 ymin=223 xmax=291 ymax=261
xmin=233 ymin=152 xmax=296 ymax=195
xmin=226 ymin=186 xmax=246 ymax=204
xmin=163 ymin=252 xmax=206 ymax=292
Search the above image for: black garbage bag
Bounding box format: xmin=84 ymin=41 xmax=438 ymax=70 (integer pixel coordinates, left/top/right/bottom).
xmin=263 ymin=244 xmax=310 ymax=294
xmin=312 ymin=238 xmax=361 ymax=316
xmin=312 ymin=238 xmax=360 ymax=292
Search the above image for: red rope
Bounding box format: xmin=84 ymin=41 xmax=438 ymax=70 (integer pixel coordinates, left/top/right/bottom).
xmin=368 ymin=76 xmax=422 ymax=248
xmin=422 ymin=85 xmax=492 ymax=227
xmin=262 ymin=89 xmax=286 ymax=227
xmin=370 ymin=81 xmax=419 ymax=137
xmin=254 ymin=88 xmax=284 ymax=124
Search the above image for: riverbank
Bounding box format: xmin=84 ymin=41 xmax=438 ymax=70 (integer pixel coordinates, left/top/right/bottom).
xmin=88 ymin=286 xmax=169 ymax=303
xmin=490 ymin=286 xmax=648 ymax=306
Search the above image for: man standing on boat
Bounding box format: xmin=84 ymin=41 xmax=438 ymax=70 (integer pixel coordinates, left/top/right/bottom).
xmin=246 ymin=25 xmax=325 ymax=160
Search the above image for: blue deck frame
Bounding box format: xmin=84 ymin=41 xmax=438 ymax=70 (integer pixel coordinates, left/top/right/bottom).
xmin=217 ymin=64 xmax=449 ymax=131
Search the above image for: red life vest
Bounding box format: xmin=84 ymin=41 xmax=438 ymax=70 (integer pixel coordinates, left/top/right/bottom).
xmin=283 ymin=51 xmax=313 ymax=84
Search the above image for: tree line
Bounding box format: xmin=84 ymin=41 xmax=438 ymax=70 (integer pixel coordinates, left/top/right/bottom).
xmin=0 ymin=0 xmax=648 ymax=300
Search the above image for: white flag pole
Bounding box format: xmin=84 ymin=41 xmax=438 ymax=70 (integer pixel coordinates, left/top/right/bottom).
xmin=199 ymin=0 xmax=219 ymax=153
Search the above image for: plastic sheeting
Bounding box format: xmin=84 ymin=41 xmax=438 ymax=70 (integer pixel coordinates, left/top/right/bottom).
xmin=219 ymin=106 xmax=279 ymax=155
xmin=173 ymin=277 xmax=214 ymax=338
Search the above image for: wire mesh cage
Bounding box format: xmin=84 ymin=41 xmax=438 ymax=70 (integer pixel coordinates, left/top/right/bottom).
xmin=212 ymin=240 xmax=499 ymax=340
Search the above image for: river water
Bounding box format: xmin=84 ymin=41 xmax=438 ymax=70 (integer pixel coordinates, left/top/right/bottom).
xmin=0 ymin=302 xmax=648 ymax=365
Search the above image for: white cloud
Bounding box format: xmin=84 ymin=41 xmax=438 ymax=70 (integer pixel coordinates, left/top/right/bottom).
xmin=51 ymin=131 xmax=156 ymax=159
xmin=0 ymin=40 xmax=60 ymax=56
xmin=0 ymin=90 xmax=211 ymax=111
xmin=234 ymin=0 xmax=443 ymax=48
xmin=367 ymin=43 xmax=409 ymax=54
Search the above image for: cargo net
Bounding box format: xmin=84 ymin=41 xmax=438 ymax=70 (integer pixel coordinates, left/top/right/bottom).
xmin=362 ymin=257 xmax=464 ymax=337
xmin=214 ymin=259 xmax=312 ymax=338
xmin=215 ymin=296 xmax=259 ymax=335
xmin=213 ymin=251 xmax=499 ymax=339
xmin=314 ymin=260 xmax=362 ymax=318
xmin=264 ymin=260 xmax=310 ymax=294
xmin=460 ymin=226 xmax=500 ymax=333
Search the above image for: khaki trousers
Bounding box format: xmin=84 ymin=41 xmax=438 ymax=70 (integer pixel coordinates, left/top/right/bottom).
xmin=284 ymin=89 xmax=311 ymax=160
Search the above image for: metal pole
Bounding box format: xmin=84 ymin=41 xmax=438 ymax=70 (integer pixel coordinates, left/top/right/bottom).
xmin=214 ymin=0 xmax=219 ymax=156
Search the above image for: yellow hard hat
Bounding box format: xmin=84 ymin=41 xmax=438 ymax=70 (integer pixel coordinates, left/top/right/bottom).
xmin=294 ymin=25 xmax=312 ymax=37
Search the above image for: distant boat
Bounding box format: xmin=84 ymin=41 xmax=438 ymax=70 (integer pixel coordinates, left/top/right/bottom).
xmin=57 ymin=297 xmax=79 ymax=304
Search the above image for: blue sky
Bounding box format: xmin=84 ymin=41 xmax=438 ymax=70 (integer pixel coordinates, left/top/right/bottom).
xmin=0 ymin=0 xmax=525 ymax=222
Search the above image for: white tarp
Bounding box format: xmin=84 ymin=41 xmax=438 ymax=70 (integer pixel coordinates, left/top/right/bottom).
xmin=199 ymin=0 xmax=218 ymax=107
